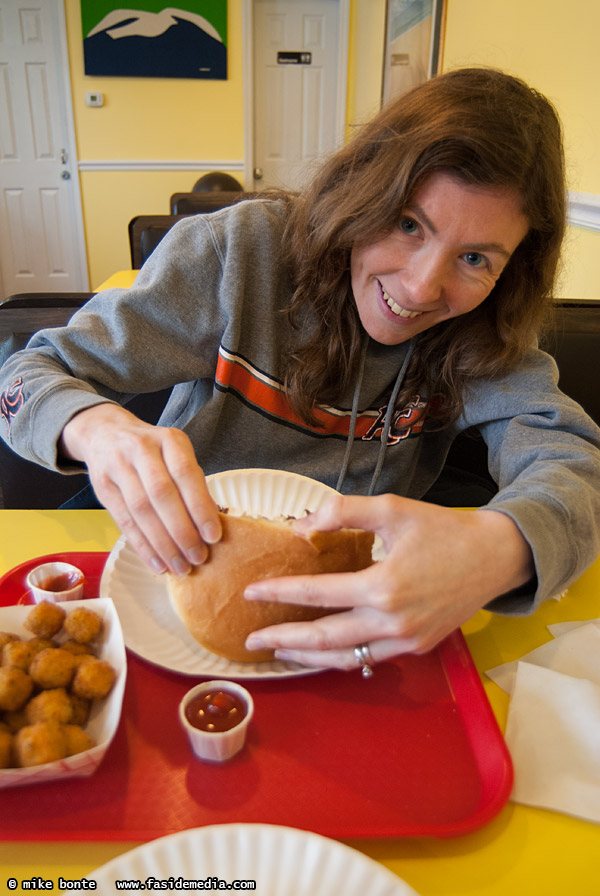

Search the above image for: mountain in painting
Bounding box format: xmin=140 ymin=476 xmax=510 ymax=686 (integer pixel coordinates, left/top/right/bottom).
xmin=84 ymin=7 xmax=227 ymax=79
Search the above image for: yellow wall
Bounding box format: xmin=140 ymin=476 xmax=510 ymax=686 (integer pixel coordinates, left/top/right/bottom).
xmin=66 ymin=0 xmax=599 ymax=298
xmin=68 ymin=0 xmax=384 ymax=288
xmin=65 ymin=0 xmax=247 ymax=287
xmin=442 ymin=0 xmax=600 ymax=299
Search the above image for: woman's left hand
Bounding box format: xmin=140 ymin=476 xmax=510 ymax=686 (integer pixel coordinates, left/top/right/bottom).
xmin=244 ymin=493 xmax=534 ymax=670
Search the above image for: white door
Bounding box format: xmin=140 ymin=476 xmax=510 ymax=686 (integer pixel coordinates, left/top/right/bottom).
xmin=251 ymin=0 xmax=346 ymax=191
xmin=0 ymin=0 xmax=88 ymax=297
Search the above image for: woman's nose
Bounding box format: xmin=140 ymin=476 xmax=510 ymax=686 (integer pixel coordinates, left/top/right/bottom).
xmin=404 ymin=251 xmax=446 ymax=306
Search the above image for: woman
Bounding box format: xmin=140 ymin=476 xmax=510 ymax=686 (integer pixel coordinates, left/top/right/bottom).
xmin=1 ymin=68 xmax=599 ymax=673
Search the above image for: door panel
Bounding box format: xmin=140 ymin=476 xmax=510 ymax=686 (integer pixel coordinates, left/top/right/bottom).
xmin=0 ymin=1 xmax=87 ymax=295
xmin=253 ymin=0 xmax=340 ymax=191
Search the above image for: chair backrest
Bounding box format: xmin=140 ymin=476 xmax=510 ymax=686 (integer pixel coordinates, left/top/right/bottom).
xmin=0 ymin=291 xmax=95 ymax=508
xmin=130 ymin=195 xmax=257 ymax=267
xmin=127 ymin=214 xmax=190 ymax=269
xmin=169 ymin=191 xmax=253 ymax=216
xmin=433 ymin=299 xmax=600 ymax=506
xmin=0 ymin=290 xmax=172 ymax=508
xmin=541 ymin=299 xmax=600 ymax=425
xmin=0 ymin=293 xmax=95 ymax=308
xmin=0 ymin=292 xmax=95 ymax=364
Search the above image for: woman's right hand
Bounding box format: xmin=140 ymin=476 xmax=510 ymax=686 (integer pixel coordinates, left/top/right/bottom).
xmin=60 ymin=403 xmax=221 ymax=576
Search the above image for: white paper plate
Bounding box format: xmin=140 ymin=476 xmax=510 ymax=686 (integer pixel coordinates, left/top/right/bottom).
xmin=87 ymin=823 xmax=419 ymax=895
xmin=100 ymin=469 xmax=339 ymax=679
xmin=0 ymin=598 xmax=126 ymax=788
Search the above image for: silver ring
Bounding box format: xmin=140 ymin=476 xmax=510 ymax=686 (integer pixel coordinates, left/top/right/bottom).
xmin=354 ymin=643 xmax=374 ymax=679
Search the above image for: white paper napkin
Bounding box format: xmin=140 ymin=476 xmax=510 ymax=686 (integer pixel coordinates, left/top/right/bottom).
xmin=506 ymin=662 xmax=600 ymax=822
xmin=486 ymin=621 xmax=600 ymax=694
xmin=486 ymin=618 xmax=600 ymax=823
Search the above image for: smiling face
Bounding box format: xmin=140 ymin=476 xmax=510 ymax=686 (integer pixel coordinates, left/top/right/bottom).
xmin=350 ymin=172 xmax=530 ymax=345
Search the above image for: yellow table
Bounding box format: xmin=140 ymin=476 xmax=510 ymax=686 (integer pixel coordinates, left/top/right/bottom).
xmin=1 ymin=509 xmax=599 ymax=894
xmin=95 ymin=270 xmax=138 ymax=291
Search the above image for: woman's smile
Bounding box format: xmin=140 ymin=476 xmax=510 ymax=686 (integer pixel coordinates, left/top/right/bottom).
xmin=380 ymin=283 xmax=423 ymax=319
xmin=350 ymin=172 xmax=530 ymax=345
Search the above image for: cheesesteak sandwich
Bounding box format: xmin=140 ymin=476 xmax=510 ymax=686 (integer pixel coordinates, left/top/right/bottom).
xmin=166 ymin=511 xmax=375 ymax=663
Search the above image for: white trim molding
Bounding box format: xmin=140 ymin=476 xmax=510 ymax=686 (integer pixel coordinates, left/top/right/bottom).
xmin=78 ymin=159 xmax=244 ymax=172
xmin=568 ymin=191 xmax=600 ymax=232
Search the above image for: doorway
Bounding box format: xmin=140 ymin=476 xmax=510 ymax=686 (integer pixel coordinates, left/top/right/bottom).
xmin=243 ymin=0 xmax=349 ymax=191
xmin=0 ymin=0 xmax=88 ymax=297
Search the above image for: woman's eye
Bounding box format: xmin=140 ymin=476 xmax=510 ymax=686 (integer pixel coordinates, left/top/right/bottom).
xmin=464 ymin=252 xmax=485 ymax=268
xmin=399 ymin=217 xmax=419 ymax=235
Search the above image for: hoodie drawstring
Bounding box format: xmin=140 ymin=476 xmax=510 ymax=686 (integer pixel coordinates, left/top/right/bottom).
xmin=335 ymin=336 xmax=415 ymax=495
xmin=368 ymin=339 xmax=415 ymax=495
xmin=335 ymin=332 xmax=369 ymax=491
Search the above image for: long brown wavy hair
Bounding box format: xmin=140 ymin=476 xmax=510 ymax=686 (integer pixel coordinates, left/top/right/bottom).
xmin=282 ymin=67 xmax=566 ymax=427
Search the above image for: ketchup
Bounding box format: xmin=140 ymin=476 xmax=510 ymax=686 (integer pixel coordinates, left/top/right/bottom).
xmin=39 ymin=571 xmax=84 ymax=592
xmin=184 ymin=689 xmax=246 ymax=732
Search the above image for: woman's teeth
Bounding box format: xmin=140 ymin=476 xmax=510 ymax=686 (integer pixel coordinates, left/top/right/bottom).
xmin=382 ymin=289 xmax=422 ymax=319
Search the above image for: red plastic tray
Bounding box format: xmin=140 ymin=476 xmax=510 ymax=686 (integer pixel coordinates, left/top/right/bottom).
xmin=0 ymin=552 xmax=512 ymax=841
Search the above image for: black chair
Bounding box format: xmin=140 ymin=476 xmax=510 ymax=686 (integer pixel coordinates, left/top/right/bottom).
xmin=542 ymin=299 xmax=600 ymax=424
xmin=0 ymin=291 xmax=172 ymax=508
xmin=431 ymin=299 xmax=600 ymax=506
xmin=0 ymin=292 xmax=95 ymax=367
xmin=169 ymin=190 xmax=253 ymax=216
xmin=0 ymin=292 xmax=95 ymax=508
xmin=128 ymin=214 xmax=190 ymax=269
xmin=129 ymin=195 xmax=256 ymax=268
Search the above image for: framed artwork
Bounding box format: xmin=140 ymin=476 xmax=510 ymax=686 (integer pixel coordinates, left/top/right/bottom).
xmin=81 ymin=2 xmax=227 ymax=79
xmin=382 ymin=0 xmax=445 ymax=103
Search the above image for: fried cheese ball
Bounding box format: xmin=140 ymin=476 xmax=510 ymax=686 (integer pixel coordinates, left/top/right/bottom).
xmin=61 ymin=639 xmax=94 ymax=656
xmin=63 ymin=607 xmax=103 ymax=644
xmin=69 ymin=694 xmax=91 ymax=727
xmin=0 ymin=726 xmax=13 ymax=768
xmin=0 ymin=666 xmax=34 ymax=711
xmin=0 ymin=632 xmax=20 ymax=651
xmin=24 ymin=600 xmax=66 ymax=639
xmin=64 ymin=724 xmax=95 ymax=756
xmin=2 ymin=640 xmax=36 ymax=671
xmin=71 ymin=653 xmax=96 ymax=672
xmin=26 ymin=688 xmax=73 ymax=725
xmin=14 ymin=721 xmax=68 ymax=767
xmin=3 ymin=708 xmax=28 ymax=733
xmin=72 ymin=658 xmax=115 ymax=699
xmin=28 ymin=637 xmax=57 ymax=655
xmin=29 ymin=647 xmax=75 ymax=689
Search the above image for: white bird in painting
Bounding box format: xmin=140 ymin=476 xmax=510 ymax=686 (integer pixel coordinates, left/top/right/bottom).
xmin=87 ymin=7 xmax=223 ymax=44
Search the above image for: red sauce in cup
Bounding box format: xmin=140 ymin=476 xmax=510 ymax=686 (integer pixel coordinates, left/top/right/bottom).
xmin=39 ymin=571 xmax=84 ymax=592
xmin=184 ymin=689 xmax=246 ymax=732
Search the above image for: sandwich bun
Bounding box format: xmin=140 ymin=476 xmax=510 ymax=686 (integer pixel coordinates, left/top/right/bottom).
xmin=166 ymin=512 xmax=375 ymax=663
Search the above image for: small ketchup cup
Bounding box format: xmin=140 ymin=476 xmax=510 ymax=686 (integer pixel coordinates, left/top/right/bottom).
xmin=26 ymin=562 xmax=85 ymax=603
xmin=179 ymin=680 xmax=254 ymax=762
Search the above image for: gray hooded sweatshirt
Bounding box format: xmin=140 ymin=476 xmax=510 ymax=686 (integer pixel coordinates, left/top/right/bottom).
xmin=1 ymin=200 xmax=599 ymax=613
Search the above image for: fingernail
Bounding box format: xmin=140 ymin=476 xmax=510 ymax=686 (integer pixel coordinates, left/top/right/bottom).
xmin=188 ymin=544 xmax=208 ymax=565
xmin=171 ymin=555 xmax=191 ymax=577
xmin=201 ymin=521 xmax=222 ymax=544
xmin=245 ymin=635 xmax=265 ymax=650
xmin=150 ymin=556 xmax=167 ymax=575
xmin=244 ymin=586 xmax=262 ymax=599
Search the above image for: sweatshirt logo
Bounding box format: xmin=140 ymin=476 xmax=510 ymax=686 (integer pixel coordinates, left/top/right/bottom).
xmin=215 ymin=346 xmax=383 ymax=437
xmin=0 ymin=378 xmax=24 ymax=432
xmin=215 ymin=347 xmax=426 ymax=441
xmin=362 ymin=395 xmax=427 ymax=445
